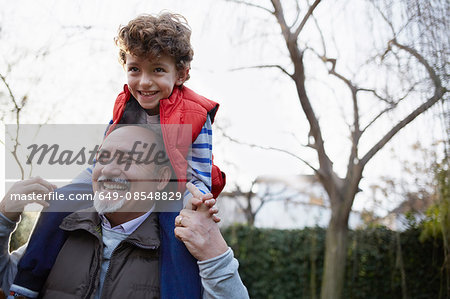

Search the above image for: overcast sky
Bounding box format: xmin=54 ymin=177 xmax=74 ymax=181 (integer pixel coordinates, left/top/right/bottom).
xmin=1 ymin=0 xmax=446 ymax=219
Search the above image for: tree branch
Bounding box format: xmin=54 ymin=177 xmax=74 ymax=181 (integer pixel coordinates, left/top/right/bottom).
xmin=230 ymin=64 xmax=293 ymax=78
xmin=371 ymin=1 xmax=396 ymax=37
xmin=361 ymin=90 xmax=445 ymax=167
xmin=360 ymin=85 xmax=416 ymax=133
xmin=225 ymin=0 xmax=274 ymax=14
xmin=361 ymin=106 xmax=395 ymax=134
xmin=390 ymin=39 xmax=442 ymax=90
xmin=293 ymin=0 xmax=321 ymax=39
xmin=0 ymin=72 xmax=20 ymax=111
xmin=1 ymin=72 xmax=25 ymax=179
xmin=311 ymin=13 xmax=327 ymax=57
xmin=317 ymin=54 xmax=362 ymax=174
xmin=290 ymin=0 xmax=301 ymax=29
xmin=360 ymin=38 xmax=447 ymax=167
xmin=219 ymin=128 xmax=318 ymax=174
xmin=270 ymin=0 xmax=292 ymax=41
xmin=270 ymin=0 xmax=337 ymax=196
xmin=253 ymin=185 xmax=291 ymax=216
xmin=357 ymin=88 xmax=395 ymax=105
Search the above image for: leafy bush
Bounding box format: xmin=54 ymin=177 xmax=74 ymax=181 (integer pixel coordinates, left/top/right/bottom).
xmin=223 ymin=225 xmax=445 ymax=299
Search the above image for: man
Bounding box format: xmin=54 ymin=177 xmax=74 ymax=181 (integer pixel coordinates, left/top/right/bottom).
xmin=0 ymin=125 xmax=248 ymax=298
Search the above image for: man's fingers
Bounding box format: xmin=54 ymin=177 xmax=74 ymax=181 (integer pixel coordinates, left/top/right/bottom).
xmin=175 ymin=215 xmax=184 ymax=227
xmin=34 ymin=177 xmax=56 ymax=192
xmin=179 ymin=208 xmax=195 ymax=218
xmin=174 ymin=227 xmax=183 ymax=241
xmin=176 ymin=213 xmax=194 ymax=228
xmin=21 ymin=177 xmax=55 ymax=193
xmin=174 ymin=226 xmax=193 ymax=242
xmin=22 ymin=184 xmax=53 ymax=195
xmin=179 ymin=216 xmax=193 ymax=228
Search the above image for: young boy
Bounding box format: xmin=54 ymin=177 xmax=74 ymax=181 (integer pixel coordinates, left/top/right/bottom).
xmin=10 ymin=13 xmax=225 ymax=299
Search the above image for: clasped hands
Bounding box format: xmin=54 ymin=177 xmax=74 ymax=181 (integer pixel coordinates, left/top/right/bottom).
xmin=174 ymin=183 xmax=228 ymax=261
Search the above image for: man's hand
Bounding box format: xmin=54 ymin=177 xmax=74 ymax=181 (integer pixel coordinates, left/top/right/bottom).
xmin=174 ymin=204 xmax=228 ymax=261
xmin=185 ymin=182 xmax=220 ymax=223
xmin=0 ymin=177 xmax=55 ymax=222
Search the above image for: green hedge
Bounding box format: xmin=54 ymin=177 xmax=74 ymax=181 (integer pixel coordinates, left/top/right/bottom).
xmin=222 ymin=225 xmax=445 ymax=299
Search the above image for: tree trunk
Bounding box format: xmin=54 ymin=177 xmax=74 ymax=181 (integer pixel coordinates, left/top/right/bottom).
xmin=320 ymin=205 xmax=349 ymax=299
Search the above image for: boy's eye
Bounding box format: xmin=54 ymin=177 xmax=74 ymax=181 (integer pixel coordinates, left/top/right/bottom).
xmin=128 ymin=67 xmax=139 ymax=72
xmin=154 ymin=67 xmax=165 ymax=73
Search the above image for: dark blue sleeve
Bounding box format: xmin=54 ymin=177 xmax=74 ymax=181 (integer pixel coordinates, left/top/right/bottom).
xmin=159 ymin=212 xmax=202 ymax=299
xmin=12 ymin=183 xmax=93 ymax=293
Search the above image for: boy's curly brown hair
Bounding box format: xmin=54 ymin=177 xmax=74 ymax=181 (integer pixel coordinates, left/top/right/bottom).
xmin=115 ymin=13 xmax=194 ymax=81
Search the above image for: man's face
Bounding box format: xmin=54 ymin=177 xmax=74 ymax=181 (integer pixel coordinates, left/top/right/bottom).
xmin=92 ymin=126 xmax=168 ymax=214
xmin=125 ymin=53 xmax=184 ymax=115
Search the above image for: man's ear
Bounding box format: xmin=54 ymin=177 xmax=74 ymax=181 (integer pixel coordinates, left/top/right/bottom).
xmin=157 ymin=166 xmax=172 ymax=191
xmin=176 ymin=68 xmax=189 ymax=86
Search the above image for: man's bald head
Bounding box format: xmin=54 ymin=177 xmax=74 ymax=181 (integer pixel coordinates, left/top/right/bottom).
xmin=92 ymin=125 xmax=172 ymax=216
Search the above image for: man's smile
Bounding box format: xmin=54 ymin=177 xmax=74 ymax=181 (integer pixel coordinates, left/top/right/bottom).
xmin=97 ymin=177 xmax=130 ymax=192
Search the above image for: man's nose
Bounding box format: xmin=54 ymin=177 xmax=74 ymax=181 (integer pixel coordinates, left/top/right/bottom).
xmin=101 ymin=162 xmax=122 ymax=177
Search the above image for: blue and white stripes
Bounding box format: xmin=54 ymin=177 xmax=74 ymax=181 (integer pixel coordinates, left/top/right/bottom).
xmin=184 ymin=115 xmax=213 ymax=204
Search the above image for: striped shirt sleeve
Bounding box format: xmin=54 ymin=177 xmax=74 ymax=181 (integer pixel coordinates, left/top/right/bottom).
xmin=184 ymin=115 xmax=213 ymax=205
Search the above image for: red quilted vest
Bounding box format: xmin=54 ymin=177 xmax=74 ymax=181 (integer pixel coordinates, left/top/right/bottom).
xmin=108 ymin=84 xmax=226 ymax=198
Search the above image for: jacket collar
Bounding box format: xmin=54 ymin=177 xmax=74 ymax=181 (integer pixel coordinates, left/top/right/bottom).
xmin=60 ymin=208 xmax=160 ymax=249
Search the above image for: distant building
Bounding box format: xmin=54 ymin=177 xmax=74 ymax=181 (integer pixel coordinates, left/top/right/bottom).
xmin=377 ymin=190 xmax=437 ymax=230
xmin=218 ymin=174 xmax=362 ymax=229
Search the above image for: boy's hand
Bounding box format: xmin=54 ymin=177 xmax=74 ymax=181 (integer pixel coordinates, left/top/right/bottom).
xmin=0 ymin=177 xmax=54 ymax=222
xmin=186 ymin=182 xmax=220 ymax=223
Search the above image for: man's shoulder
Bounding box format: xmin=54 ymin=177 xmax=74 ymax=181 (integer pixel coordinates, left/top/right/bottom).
xmin=59 ymin=207 xmax=101 ymax=234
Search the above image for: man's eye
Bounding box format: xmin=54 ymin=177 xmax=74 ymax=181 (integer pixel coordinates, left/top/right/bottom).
xmin=96 ymin=151 xmax=111 ymax=164
xmin=119 ymin=156 xmax=135 ymax=164
xmin=154 ymin=67 xmax=165 ymax=73
xmin=129 ymin=67 xmax=139 ymax=72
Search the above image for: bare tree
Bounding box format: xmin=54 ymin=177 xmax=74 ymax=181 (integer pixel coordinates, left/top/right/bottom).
xmin=1 ymin=72 xmax=28 ymax=179
xmin=221 ymin=178 xmax=302 ymax=226
xmin=226 ymin=0 xmax=448 ymax=298
xmin=0 ymin=13 xmax=96 ymax=250
xmin=0 ymin=16 xmax=94 ymax=179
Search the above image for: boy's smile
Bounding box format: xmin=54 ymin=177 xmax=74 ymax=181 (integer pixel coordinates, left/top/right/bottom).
xmin=125 ymin=53 xmax=185 ymax=115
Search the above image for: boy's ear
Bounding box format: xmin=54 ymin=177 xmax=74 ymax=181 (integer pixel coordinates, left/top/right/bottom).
xmin=176 ymin=68 xmax=189 ymax=86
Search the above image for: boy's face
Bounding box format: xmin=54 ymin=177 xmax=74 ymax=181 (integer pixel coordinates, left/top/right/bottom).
xmin=125 ymin=53 xmax=186 ymax=115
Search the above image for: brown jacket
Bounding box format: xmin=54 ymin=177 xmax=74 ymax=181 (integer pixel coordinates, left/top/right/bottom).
xmin=40 ymin=209 xmax=160 ymax=299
